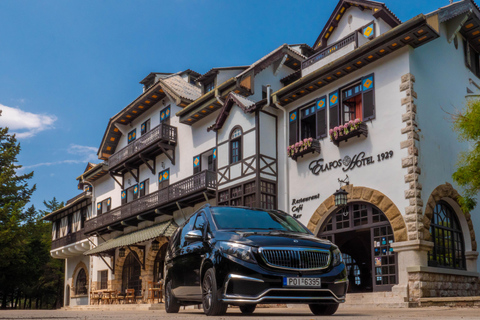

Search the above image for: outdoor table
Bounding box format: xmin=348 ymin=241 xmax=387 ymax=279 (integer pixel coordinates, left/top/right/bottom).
xmin=95 ymin=290 xmax=116 ymax=304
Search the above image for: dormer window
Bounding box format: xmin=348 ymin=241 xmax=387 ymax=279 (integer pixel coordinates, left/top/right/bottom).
xmin=205 ymin=80 xmax=215 ymax=93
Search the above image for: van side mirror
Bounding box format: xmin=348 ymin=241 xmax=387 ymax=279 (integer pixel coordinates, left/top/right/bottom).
xmin=185 ymin=230 xmax=203 ymax=242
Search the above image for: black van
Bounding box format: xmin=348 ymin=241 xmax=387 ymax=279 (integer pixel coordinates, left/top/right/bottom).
xmin=164 ymin=205 xmax=348 ymax=316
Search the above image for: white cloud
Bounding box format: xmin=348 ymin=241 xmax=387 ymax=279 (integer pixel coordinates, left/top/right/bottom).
xmin=0 ymin=103 xmax=57 ymax=138
xmin=20 ymin=144 xmax=99 ymax=171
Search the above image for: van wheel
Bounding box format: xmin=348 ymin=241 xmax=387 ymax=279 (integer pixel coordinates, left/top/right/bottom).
xmin=202 ymin=268 xmax=228 ymax=316
xmin=239 ymin=304 xmax=256 ymax=314
xmin=165 ymin=279 xmax=180 ymax=313
xmin=309 ymin=303 xmax=339 ymax=315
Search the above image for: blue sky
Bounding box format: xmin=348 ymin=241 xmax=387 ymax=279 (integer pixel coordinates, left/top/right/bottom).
xmin=0 ymin=0 xmax=447 ymax=210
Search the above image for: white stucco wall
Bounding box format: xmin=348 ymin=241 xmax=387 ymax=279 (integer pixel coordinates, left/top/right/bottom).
xmin=410 ymin=23 xmax=480 ymax=272
xmin=280 ymin=48 xmax=411 ymax=228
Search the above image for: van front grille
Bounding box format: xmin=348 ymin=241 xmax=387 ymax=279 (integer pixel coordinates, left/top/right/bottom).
xmin=259 ymin=247 xmax=330 ymax=270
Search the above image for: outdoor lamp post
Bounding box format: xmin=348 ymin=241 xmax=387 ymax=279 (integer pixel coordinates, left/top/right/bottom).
xmin=151 ymin=239 xmax=160 ymax=251
xmin=119 ymin=247 xmax=126 ymax=257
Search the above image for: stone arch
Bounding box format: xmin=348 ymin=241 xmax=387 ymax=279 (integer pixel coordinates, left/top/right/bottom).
xmin=307 ymin=184 xmax=408 ymax=242
xmin=113 ymin=246 xmax=145 ymax=293
xmin=72 ymin=261 xmax=88 ymax=295
xmin=423 ymin=182 xmax=476 ymax=251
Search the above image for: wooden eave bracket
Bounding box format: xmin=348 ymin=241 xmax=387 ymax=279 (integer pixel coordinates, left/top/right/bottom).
xmin=158 ymin=142 xmax=175 ymax=165
xmin=139 ymin=154 xmax=155 ymax=175
xmin=445 ymin=12 xmax=471 ymax=43
xmin=124 ymin=164 xmax=139 ymax=183
xmin=273 ymin=54 xmax=288 ymax=76
xmin=113 ymin=123 xmax=130 ymax=136
xmin=98 ymin=254 xmax=114 ymax=272
xmin=109 ymin=172 xmax=124 ymax=189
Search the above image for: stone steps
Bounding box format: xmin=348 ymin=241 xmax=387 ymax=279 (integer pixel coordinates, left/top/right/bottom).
xmin=418 ymin=296 xmax=480 ymax=307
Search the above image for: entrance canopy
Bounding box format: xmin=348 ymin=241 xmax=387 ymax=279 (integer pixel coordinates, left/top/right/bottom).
xmin=84 ymin=220 xmax=177 ymax=255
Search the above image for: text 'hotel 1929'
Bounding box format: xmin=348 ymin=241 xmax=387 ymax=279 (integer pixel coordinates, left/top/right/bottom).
xmin=42 ymin=0 xmax=480 ymax=308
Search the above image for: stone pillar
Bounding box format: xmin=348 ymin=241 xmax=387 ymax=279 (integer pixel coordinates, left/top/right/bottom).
xmin=390 ymin=240 xmax=434 ymax=286
xmin=466 ymin=251 xmax=479 ymax=272
xmin=400 ymin=73 xmax=423 ymax=241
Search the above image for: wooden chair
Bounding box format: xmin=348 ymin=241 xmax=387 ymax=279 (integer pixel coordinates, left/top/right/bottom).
xmin=125 ymin=289 xmax=135 ymax=304
xmin=135 ymin=289 xmax=145 ymax=304
xmin=90 ymin=291 xmax=100 ymax=305
xmin=156 ymin=280 xmax=164 ymax=303
xmin=114 ymin=291 xmax=125 ymax=304
xmin=101 ymin=291 xmax=111 ymax=305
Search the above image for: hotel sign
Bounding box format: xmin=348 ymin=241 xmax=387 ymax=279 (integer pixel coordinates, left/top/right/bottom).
xmin=308 ymin=150 xmax=393 ymax=175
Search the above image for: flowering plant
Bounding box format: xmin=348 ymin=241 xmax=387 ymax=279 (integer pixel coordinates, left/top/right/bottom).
xmin=329 ymin=118 xmax=362 ymax=141
xmin=287 ymin=137 xmax=313 ymax=157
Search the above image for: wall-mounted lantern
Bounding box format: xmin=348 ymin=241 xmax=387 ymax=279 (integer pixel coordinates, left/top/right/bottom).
xmin=334 ymin=175 xmax=349 ymax=209
xmin=119 ymin=247 xmax=126 ymax=258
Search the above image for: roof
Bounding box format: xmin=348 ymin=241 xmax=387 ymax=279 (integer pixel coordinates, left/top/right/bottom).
xmin=313 ymin=0 xmax=402 ymax=50
xmin=273 ymin=14 xmax=439 ymax=106
xmin=196 ymin=66 xmax=249 ymax=83
xmin=139 ymin=72 xmax=173 ymax=85
xmin=160 ymin=75 xmax=201 ymax=102
xmin=209 ymin=92 xmax=257 ymax=132
xmin=76 ymin=162 xmax=109 ymax=183
xmin=42 ymin=192 xmax=91 ymax=221
xmin=84 ymin=220 xmax=177 ymax=255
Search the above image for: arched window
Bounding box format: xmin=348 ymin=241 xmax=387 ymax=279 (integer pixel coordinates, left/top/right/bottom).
xmin=153 ymin=244 xmax=168 ymax=283
xmin=230 ymin=127 xmax=242 ymax=164
xmin=428 ymin=201 xmax=466 ymax=269
xmin=75 ymin=268 xmax=87 ymax=295
xmin=122 ymin=252 xmax=142 ymax=293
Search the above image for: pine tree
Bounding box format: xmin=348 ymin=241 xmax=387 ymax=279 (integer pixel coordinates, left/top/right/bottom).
xmin=453 ymin=99 xmax=480 ymax=211
xmin=0 ymin=112 xmax=36 ymax=308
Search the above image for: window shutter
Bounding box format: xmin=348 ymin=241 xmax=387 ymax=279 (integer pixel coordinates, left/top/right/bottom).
xmin=96 ymin=202 xmax=102 ymax=215
xmin=160 ymin=106 xmax=170 ymax=123
xmin=362 ymin=74 xmax=375 ymax=120
xmin=121 ymin=190 xmax=127 ymax=205
xmin=288 ymin=110 xmax=298 ymax=145
xmin=329 ymin=91 xmax=339 ymax=129
xmin=193 ymin=156 xmax=201 ymax=174
xmin=106 ymin=198 xmax=111 ymax=211
xmin=133 ymin=184 xmax=139 ymax=200
xmin=316 ymin=96 xmax=327 ymax=139
xmin=140 ymin=182 xmax=145 ymax=197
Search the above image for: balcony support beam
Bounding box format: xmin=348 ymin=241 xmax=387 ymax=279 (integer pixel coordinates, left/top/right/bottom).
xmin=107 ymin=225 xmax=123 ymax=232
xmin=137 ymin=214 xmax=155 ymax=222
xmin=158 ymin=143 xmax=175 ymax=166
xmin=124 ymin=164 xmax=139 ymax=183
xmin=110 ymin=172 xmax=124 ymax=189
xmin=139 ymin=154 xmax=155 ymax=175
xmin=121 ymin=220 xmax=138 ymax=227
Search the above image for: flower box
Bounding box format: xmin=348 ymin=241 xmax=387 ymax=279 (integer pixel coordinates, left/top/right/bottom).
xmin=287 ymin=138 xmax=321 ymax=161
xmin=329 ymin=119 xmax=368 ymax=146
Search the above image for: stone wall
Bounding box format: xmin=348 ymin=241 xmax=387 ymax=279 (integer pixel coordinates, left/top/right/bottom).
xmin=408 ymin=272 xmax=480 ymax=302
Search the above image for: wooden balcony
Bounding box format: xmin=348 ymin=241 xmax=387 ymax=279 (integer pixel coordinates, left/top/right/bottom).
xmin=108 ymin=124 xmax=177 ymax=174
xmin=84 ymin=170 xmax=216 ymax=235
xmin=51 ymin=229 xmax=87 ymax=250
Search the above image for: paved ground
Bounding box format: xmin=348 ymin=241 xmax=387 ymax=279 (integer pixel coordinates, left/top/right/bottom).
xmin=1 ymin=305 xmax=480 ymax=320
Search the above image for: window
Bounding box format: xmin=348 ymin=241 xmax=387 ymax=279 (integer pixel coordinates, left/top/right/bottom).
xmin=218 ymin=181 xmax=256 ymax=207
xmin=230 ymin=127 xmax=242 ymax=164
xmin=260 ymin=181 xmax=276 ymax=210
xmin=75 ymin=268 xmax=87 ymax=295
xmin=128 ymin=129 xmax=136 ymax=144
xmin=194 ymin=149 xmax=216 ymax=174
xmin=159 ymin=169 xmax=170 ymax=189
xmin=180 ymin=216 xmax=196 ymax=248
xmin=140 ymin=179 xmax=149 ymax=197
xmin=98 ymin=270 xmax=108 ymax=290
xmin=122 ymin=185 xmax=138 ymax=205
xmin=141 ymin=119 xmax=150 ymax=136
xmin=428 ymin=201 xmax=466 ymax=270
xmin=289 ymin=96 xmax=327 ymax=145
xmin=465 ymin=40 xmax=480 ymax=78
xmin=204 ymin=80 xmax=215 ymax=93
xmin=329 ymin=74 xmax=375 ymax=130
xmin=208 ymin=154 xmax=216 ymax=171
xmin=262 ymin=85 xmax=268 ymax=100
xmin=97 ymin=198 xmax=112 ymax=215
xmin=160 ymin=106 xmax=170 ymax=124
xmin=193 ymin=155 xmax=201 ymax=174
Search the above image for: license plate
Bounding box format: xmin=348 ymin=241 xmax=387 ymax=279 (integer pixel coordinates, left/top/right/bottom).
xmin=283 ymin=277 xmax=321 ymax=287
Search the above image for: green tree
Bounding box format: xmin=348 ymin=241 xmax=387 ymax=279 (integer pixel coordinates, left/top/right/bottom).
xmin=452 ymin=99 xmax=480 ymax=211
xmin=0 ymin=112 xmax=36 ymax=308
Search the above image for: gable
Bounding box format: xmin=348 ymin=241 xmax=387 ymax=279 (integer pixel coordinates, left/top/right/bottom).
xmin=313 ymin=0 xmax=401 ymax=50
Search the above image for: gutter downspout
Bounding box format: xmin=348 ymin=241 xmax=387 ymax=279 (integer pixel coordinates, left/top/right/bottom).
xmin=81 ymin=178 xmax=96 ymax=305
xmin=269 ymin=90 xmax=290 ymax=213
xmin=215 ymin=89 xmax=225 ymax=105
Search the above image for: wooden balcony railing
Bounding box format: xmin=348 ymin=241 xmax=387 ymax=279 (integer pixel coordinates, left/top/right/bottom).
xmin=51 ymin=229 xmax=87 ymax=250
xmin=302 ymin=33 xmax=357 ymax=69
xmin=108 ymin=124 xmax=177 ymax=169
xmin=84 ymin=170 xmax=216 ymax=234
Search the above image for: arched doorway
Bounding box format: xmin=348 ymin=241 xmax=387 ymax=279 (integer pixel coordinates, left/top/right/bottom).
xmin=153 ymin=244 xmax=168 ymax=283
xmin=122 ymin=252 xmax=142 ymax=294
xmin=318 ymin=202 xmax=398 ymax=292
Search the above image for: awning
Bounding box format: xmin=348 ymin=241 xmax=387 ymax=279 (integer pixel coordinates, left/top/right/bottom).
xmin=84 ymin=220 xmax=177 ymax=255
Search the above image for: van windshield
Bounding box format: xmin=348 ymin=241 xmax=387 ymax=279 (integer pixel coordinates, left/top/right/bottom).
xmin=211 ymin=207 xmax=309 ymax=234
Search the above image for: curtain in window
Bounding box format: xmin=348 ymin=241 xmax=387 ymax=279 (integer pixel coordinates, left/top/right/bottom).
xmin=72 ymin=211 xmax=82 ymax=232
xmin=60 ymin=217 xmax=68 ymax=237
xmin=52 ymin=222 xmax=57 ymax=240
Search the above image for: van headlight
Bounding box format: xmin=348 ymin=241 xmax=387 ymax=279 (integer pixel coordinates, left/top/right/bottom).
xmin=218 ymin=241 xmax=257 ymax=264
xmin=331 ymin=248 xmax=343 ymax=267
